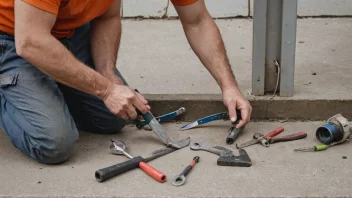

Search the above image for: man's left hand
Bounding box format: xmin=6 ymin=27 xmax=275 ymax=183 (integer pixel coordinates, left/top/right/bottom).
xmin=222 ymin=88 xmax=252 ymax=129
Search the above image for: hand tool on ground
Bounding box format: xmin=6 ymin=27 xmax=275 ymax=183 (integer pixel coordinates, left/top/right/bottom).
xmin=133 ymin=107 xmax=186 ymax=130
xmin=180 ymin=110 xmax=244 ymax=144
xmin=95 ymin=137 xmax=190 ymax=182
xmin=108 ymin=139 xmax=166 ymax=183
xmin=236 ymin=127 xmax=307 ymax=149
xmin=180 ymin=111 xmax=240 ymax=131
xmin=226 ymin=125 xmax=245 ymax=145
xmin=171 ymin=156 xmax=200 ymax=187
xmin=190 ymin=141 xmax=252 ymax=167
xmin=134 ymin=89 xmax=188 ymax=149
xmin=294 ymin=144 xmax=330 ymax=152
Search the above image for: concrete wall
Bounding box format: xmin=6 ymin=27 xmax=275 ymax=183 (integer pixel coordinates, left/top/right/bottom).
xmin=121 ymin=0 xmax=352 ymax=18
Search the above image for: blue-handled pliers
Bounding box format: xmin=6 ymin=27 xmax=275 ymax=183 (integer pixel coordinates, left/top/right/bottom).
xmin=133 ymin=107 xmax=186 ymax=130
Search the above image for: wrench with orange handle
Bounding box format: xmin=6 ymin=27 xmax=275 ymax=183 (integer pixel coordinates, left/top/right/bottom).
xmin=236 ymin=127 xmax=307 ymax=149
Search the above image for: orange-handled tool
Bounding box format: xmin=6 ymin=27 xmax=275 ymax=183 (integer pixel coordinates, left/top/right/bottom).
xmin=110 ymin=140 xmax=166 ymax=183
xmin=138 ymin=161 xmax=166 ymax=182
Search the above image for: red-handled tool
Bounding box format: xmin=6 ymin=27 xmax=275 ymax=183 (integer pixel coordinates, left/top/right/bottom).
xmin=138 ymin=161 xmax=166 ymax=182
xmin=264 ymin=127 xmax=285 ymax=139
xmin=268 ymin=131 xmax=307 ymax=144
xmin=236 ymin=127 xmax=307 ymax=149
xmin=110 ymin=140 xmax=166 ymax=183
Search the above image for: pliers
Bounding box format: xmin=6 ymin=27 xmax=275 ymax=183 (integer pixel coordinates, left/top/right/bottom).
xmin=132 ymin=107 xmax=186 ymax=130
xmin=236 ymin=127 xmax=307 ymax=149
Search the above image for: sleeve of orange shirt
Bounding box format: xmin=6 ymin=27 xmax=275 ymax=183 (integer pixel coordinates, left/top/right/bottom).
xmin=22 ymin=0 xmax=60 ymax=15
xmin=170 ymin=0 xmax=198 ymax=6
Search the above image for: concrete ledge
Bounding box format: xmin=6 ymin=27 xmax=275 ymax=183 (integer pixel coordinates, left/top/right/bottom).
xmin=146 ymin=94 xmax=352 ymax=121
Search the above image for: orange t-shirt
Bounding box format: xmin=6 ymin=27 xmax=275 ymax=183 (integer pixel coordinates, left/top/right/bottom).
xmin=0 ymin=0 xmax=198 ymax=39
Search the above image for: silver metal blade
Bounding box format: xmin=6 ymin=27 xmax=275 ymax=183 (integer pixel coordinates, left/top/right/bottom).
xmin=148 ymin=117 xmax=173 ymax=144
xmin=143 ymin=137 xmax=191 ymax=162
xmin=236 ymin=139 xmax=260 ymax=149
xmin=110 ymin=140 xmax=126 ymax=154
xmin=180 ymin=121 xmax=199 ymax=131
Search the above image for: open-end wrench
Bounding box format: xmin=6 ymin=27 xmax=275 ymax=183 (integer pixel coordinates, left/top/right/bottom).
xmin=171 ymin=156 xmax=200 ymax=186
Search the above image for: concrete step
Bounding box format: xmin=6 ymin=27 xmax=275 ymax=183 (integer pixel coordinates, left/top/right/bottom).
xmin=1 ymin=122 xmax=351 ymax=197
xmin=117 ymin=18 xmax=352 ymax=121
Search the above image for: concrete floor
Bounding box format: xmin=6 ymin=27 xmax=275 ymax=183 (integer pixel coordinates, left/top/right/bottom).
xmin=1 ymin=121 xmax=351 ymax=197
xmin=117 ymin=18 xmax=352 ymax=100
xmin=1 ymin=18 xmax=351 ymax=198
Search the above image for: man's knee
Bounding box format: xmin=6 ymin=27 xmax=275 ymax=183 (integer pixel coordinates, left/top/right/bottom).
xmin=36 ymin=134 xmax=76 ymax=164
xmin=0 ymin=99 xmax=78 ymax=164
xmin=32 ymin=120 xmax=79 ymax=164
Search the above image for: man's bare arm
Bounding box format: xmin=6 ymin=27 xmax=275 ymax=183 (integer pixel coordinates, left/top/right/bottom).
xmin=89 ymin=0 xmax=149 ymax=108
xmin=14 ymin=0 xmax=148 ymax=120
xmin=15 ymin=0 xmax=111 ymax=99
xmin=90 ymin=0 xmax=124 ymax=84
xmin=174 ymin=0 xmax=252 ymax=127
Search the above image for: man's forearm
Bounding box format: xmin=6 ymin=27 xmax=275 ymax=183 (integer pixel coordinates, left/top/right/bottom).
xmin=17 ymin=34 xmax=112 ymax=100
xmin=182 ymin=14 xmax=238 ymax=91
xmin=90 ymin=14 xmax=121 ymax=75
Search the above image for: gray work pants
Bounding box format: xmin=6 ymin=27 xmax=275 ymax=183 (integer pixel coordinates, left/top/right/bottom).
xmin=0 ymin=23 xmax=128 ymax=164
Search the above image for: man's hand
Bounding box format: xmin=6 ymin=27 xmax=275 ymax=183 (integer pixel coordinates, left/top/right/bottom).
xmin=103 ymin=84 xmax=150 ymax=120
xmin=222 ymin=88 xmax=252 ymax=128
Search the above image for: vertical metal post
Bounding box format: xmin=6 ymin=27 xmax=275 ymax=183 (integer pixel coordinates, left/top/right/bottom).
xmin=251 ymin=0 xmax=267 ymax=95
xmin=251 ymin=0 xmax=297 ymax=97
xmin=265 ymin=0 xmax=282 ymax=93
xmin=280 ymin=0 xmax=298 ymax=96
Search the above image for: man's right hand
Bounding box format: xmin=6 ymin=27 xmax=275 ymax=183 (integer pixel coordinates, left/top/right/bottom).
xmin=103 ymin=84 xmax=150 ymax=120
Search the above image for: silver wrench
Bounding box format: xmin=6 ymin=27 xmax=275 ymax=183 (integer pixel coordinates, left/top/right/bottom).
xmin=190 ymin=142 xmax=234 ymax=158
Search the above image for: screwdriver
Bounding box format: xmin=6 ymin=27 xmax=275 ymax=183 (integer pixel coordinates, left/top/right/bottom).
xmin=294 ymin=144 xmax=329 ymax=152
